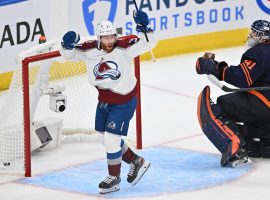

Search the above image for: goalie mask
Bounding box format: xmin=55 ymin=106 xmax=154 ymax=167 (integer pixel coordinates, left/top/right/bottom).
xmin=96 ymin=20 xmax=117 ymax=49
xmin=247 ymin=20 xmax=270 ymax=48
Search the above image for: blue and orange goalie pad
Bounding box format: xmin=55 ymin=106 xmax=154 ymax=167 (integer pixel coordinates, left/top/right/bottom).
xmin=197 ymin=86 xmax=244 ymax=166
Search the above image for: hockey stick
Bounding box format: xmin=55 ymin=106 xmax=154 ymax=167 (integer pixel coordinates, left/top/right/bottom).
xmin=207 ymin=75 xmax=270 ymax=92
xmin=133 ymin=0 xmax=156 ymax=62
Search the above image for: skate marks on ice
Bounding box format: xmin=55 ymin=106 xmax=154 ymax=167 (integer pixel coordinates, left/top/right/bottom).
xmin=17 ymin=147 xmax=253 ymax=198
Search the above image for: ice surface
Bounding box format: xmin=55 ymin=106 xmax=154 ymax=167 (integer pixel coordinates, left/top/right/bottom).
xmin=0 ymin=47 xmax=269 ymax=200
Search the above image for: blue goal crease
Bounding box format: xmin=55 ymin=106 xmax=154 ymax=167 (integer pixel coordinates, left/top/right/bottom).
xmin=17 ymin=146 xmax=253 ymax=198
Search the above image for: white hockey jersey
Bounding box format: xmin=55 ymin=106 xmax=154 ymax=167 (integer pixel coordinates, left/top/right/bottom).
xmin=60 ymin=32 xmax=158 ymax=104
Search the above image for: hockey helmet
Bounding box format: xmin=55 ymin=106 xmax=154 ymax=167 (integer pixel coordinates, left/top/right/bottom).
xmin=96 ymin=21 xmax=117 ymax=47
xmin=247 ymin=20 xmax=270 ymax=48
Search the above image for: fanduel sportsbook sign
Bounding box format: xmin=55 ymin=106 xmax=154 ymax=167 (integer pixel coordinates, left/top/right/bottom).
xmin=71 ymin=0 xmax=246 ymax=39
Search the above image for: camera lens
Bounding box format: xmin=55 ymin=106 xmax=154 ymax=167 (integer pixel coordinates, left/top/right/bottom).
xmin=56 ymin=101 xmax=65 ymax=112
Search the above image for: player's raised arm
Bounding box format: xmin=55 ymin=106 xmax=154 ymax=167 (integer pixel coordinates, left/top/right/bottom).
xmin=61 ymin=31 xmax=80 ymax=50
xmin=126 ymin=10 xmax=158 ymax=58
xmin=59 ymin=31 xmax=85 ymax=61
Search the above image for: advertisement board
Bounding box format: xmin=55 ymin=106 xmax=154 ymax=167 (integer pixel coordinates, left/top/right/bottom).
xmin=1 ymin=0 xmax=270 ymax=80
xmin=68 ymin=0 xmax=247 ymax=40
xmin=246 ymin=0 xmax=270 ymax=25
xmin=0 ymin=0 xmax=49 ymax=73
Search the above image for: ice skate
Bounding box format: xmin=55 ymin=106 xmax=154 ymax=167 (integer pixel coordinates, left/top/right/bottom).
xmin=228 ymin=156 xmax=252 ymax=167
xmin=221 ymin=147 xmax=252 ymax=167
xmin=127 ymin=157 xmax=150 ymax=186
xmin=99 ymin=175 xmax=121 ymax=194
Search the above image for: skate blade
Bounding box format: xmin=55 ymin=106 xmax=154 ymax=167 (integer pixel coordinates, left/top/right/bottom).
xmin=130 ymin=161 xmax=151 ymax=186
xmin=99 ymin=184 xmax=120 ymax=194
xmin=228 ymin=157 xmax=252 ymax=168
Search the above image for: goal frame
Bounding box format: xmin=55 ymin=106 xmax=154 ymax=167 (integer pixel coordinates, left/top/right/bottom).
xmin=22 ymin=51 xmax=142 ymax=177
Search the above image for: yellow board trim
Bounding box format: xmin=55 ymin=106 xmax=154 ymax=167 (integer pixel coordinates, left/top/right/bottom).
xmin=0 ymin=28 xmax=248 ymax=91
xmin=0 ymin=71 xmax=13 ymax=91
xmin=141 ymin=28 xmax=248 ymax=60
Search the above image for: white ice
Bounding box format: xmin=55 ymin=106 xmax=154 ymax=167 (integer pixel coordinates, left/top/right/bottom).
xmin=0 ymin=46 xmax=270 ymax=200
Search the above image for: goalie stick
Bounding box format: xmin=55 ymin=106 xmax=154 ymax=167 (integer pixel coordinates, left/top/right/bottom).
xmin=133 ymin=0 xmax=156 ymax=62
xmin=207 ymin=75 xmax=270 ymax=92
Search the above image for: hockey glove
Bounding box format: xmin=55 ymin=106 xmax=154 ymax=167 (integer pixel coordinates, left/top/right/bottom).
xmin=61 ymin=31 xmax=80 ymax=50
xmin=133 ymin=10 xmax=151 ymax=33
xmin=196 ymin=57 xmax=228 ymax=80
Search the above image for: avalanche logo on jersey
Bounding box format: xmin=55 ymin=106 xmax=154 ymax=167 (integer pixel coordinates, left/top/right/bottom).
xmin=82 ymin=0 xmax=118 ymax=35
xmin=256 ymin=0 xmax=270 ymax=15
xmin=93 ymin=58 xmax=121 ymax=80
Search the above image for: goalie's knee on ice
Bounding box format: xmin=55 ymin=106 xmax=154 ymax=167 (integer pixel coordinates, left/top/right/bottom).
xmin=261 ymin=139 xmax=270 ymax=158
xmin=246 ymin=137 xmax=270 ymax=158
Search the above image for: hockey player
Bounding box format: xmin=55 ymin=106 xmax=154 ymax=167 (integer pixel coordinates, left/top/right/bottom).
xmin=60 ymin=11 xmax=157 ymax=194
xmin=196 ymin=20 xmax=270 ymax=167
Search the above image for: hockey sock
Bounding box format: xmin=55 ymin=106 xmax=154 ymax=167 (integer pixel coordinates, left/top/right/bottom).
xmin=108 ymin=163 xmax=121 ymax=176
xmin=121 ymin=139 xmax=137 ymax=164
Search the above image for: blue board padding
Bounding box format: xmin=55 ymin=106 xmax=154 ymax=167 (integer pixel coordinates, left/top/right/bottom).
xmin=18 ymin=147 xmax=253 ymax=198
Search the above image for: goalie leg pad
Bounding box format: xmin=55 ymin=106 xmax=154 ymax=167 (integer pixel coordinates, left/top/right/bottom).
xmin=197 ymin=86 xmax=243 ymax=164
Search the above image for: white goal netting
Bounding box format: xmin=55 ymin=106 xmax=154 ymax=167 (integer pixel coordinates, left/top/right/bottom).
xmin=0 ymin=39 xmax=139 ymax=175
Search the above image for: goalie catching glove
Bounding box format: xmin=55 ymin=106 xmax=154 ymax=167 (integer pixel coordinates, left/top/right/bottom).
xmin=196 ymin=52 xmax=228 ymax=80
xmin=61 ymin=31 xmax=80 ymax=50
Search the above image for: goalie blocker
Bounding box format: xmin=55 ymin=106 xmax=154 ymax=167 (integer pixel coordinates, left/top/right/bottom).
xmin=197 ymin=86 xmax=251 ymax=167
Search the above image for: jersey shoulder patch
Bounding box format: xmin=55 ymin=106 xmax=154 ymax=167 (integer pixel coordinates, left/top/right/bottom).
xmin=75 ymin=40 xmax=98 ymax=51
xmin=115 ymin=35 xmax=140 ymax=49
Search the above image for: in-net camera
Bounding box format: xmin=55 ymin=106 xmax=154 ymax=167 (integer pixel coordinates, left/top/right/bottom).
xmin=47 ymin=86 xmax=67 ymax=113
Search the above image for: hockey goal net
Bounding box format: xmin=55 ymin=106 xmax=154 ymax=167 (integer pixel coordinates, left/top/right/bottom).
xmin=0 ymin=38 xmax=142 ymax=177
